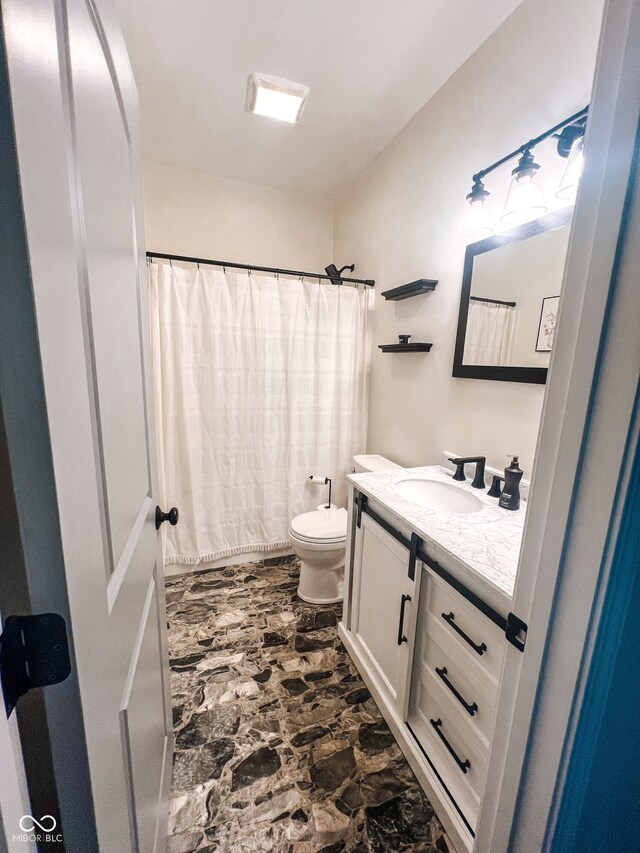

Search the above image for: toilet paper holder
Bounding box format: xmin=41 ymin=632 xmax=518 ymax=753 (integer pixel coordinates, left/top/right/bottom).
xmin=309 ymin=475 xmax=332 ymax=509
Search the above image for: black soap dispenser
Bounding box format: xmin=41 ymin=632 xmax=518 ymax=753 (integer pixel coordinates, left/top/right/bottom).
xmin=498 ymin=456 xmax=523 ymax=511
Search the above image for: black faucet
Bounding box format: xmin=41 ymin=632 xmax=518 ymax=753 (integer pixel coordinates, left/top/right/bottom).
xmin=487 ymin=474 xmax=504 ymax=498
xmin=448 ymin=456 xmax=486 ymax=489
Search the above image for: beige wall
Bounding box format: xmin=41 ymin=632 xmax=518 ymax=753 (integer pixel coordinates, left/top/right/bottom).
xmin=334 ymin=0 xmax=604 ymax=475
xmin=143 ymin=162 xmax=334 ymax=272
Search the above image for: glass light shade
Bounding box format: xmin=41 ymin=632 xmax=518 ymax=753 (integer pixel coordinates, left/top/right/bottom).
xmin=501 ymin=169 xmax=547 ymax=226
xmin=462 ymin=196 xmax=494 ymax=240
xmin=556 ymin=135 xmax=584 ymax=201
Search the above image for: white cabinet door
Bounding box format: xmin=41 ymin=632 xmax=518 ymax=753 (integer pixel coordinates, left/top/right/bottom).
xmin=0 ymin=1 xmax=172 ymax=851
xmin=351 ymin=511 xmax=420 ymax=713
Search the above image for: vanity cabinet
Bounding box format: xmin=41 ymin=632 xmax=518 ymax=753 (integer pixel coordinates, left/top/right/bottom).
xmin=341 ymin=487 xmax=510 ymax=852
xmin=350 ymin=511 xmax=421 ymax=713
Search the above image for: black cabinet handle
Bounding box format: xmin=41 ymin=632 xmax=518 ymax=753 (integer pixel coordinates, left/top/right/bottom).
xmin=156 ymin=506 xmax=179 ymax=530
xmin=397 ymin=594 xmax=411 ymax=645
xmin=441 ymin=611 xmax=487 ymax=656
xmin=430 ymin=717 xmax=471 ymax=774
xmin=435 ymin=666 xmax=478 ymax=716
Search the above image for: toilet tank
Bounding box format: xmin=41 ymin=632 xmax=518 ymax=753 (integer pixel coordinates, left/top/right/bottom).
xmin=352 ymin=454 xmax=403 ymax=474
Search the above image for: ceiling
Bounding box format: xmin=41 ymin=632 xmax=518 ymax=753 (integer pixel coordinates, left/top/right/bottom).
xmin=113 ymin=0 xmax=524 ymax=199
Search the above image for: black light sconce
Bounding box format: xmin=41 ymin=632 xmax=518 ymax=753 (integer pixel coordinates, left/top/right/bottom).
xmin=462 ymin=106 xmax=589 ymax=238
xmin=463 ymin=177 xmax=493 ymax=238
xmin=556 ymin=122 xmax=584 ymax=157
xmin=501 ymin=148 xmax=546 ymax=225
xmin=555 ymin=117 xmax=587 ymax=201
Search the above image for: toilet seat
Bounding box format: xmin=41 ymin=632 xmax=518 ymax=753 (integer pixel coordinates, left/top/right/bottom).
xmin=289 ymin=507 xmax=347 ymax=545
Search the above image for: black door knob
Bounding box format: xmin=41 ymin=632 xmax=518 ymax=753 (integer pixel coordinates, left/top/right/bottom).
xmin=155 ymin=506 xmax=179 ymax=530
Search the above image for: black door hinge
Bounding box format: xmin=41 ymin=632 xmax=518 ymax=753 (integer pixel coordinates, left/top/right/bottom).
xmin=506 ymin=611 xmax=528 ymax=652
xmin=0 ymin=614 xmax=71 ymax=717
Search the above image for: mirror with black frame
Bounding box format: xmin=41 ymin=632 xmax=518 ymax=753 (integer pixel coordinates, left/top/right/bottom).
xmin=452 ymin=207 xmax=573 ymax=384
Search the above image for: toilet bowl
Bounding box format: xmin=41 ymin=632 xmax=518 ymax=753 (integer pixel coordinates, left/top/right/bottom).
xmin=289 ymin=455 xmax=403 ymax=605
xmin=289 ymin=506 xmax=347 ymax=604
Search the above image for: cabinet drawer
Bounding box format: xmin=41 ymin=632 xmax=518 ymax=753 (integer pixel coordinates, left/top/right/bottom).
xmin=409 ymin=667 xmax=488 ymax=830
xmin=419 ymin=628 xmax=498 ymax=748
xmin=426 ymin=570 xmax=506 ymax=683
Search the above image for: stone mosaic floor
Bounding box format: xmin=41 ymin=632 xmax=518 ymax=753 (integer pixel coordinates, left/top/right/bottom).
xmin=165 ymin=555 xmax=451 ymax=853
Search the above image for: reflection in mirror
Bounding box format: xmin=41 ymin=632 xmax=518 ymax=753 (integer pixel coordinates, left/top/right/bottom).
xmin=465 ymin=225 xmax=570 ymax=367
xmin=453 ymin=207 xmax=573 ymax=384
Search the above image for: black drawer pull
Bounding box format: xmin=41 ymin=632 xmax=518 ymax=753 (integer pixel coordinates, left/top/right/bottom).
xmin=397 ymin=594 xmax=411 ymax=645
xmin=430 ymin=717 xmax=471 ymax=774
xmin=435 ymin=666 xmax=478 ymax=716
xmin=441 ymin=611 xmax=487 ymax=656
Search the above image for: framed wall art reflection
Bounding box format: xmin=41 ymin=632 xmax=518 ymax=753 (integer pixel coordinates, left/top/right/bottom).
xmin=536 ymin=295 xmax=560 ymax=353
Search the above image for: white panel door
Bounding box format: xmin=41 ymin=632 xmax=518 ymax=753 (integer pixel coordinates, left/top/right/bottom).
xmin=0 ymin=1 xmax=173 ymax=851
xmin=475 ymin=2 xmax=640 ymax=850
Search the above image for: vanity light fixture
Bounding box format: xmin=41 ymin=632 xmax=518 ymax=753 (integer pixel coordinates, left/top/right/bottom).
xmin=461 ymin=177 xmax=494 ymax=239
xmin=556 ymin=124 xmax=586 ymax=201
xmin=247 ymin=72 xmax=309 ymax=123
xmin=501 ymin=148 xmax=547 ymax=225
xmin=464 ymin=106 xmax=589 ymax=238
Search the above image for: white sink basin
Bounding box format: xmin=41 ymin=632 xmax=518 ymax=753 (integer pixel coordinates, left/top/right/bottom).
xmin=394 ymin=478 xmax=483 ymax=514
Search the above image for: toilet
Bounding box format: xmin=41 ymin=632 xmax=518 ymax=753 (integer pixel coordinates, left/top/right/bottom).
xmin=289 ymin=454 xmax=403 ymax=604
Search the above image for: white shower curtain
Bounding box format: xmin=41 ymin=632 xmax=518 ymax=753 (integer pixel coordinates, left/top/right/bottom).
xmin=148 ymin=262 xmax=372 ymax=567
xmin=464 ymin=300 xmax=516 ymax=365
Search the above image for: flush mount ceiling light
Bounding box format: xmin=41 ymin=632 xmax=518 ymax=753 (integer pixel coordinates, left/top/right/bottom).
xmin=247 ymin=72 xmax=309 ymax=123
xmin=462 ymin=106 xmax=589 ymax=240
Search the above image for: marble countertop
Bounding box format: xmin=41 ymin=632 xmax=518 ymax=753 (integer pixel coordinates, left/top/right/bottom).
xmin=347 ymin=465 xmax=525 ymax=608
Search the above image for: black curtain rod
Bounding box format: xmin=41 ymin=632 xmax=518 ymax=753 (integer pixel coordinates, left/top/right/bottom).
xmin=146 ymin=251 xmax=375 ymax=287
xmin=473 ymin=105 xmax=589 ymax=182
xmin=470 ymin=296 xmax=517 ymax=307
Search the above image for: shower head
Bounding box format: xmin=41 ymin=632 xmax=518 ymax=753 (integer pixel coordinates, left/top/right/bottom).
xmin=324 ymin=263 xmax=355 ymax=286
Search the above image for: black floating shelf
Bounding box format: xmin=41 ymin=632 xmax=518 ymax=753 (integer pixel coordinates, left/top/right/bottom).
xmin=378 ymin=342 xmax=433 ymax=353
xmin=381 ymin=279 xmax=438 ymax=301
